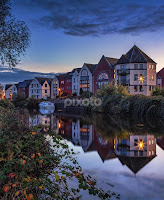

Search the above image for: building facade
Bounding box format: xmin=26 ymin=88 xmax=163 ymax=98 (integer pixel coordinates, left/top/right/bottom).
xmin=5 ymin=84 xmax=17 ymax=100
xmin=157 ymin=68 xmax=164 ymax=88
xmin=17 ymin=79 xmax=32 ymax=98
xmin=93 ymin=56 xmax=118 ymax=94
xmin=29 ymin=77 xmax=52 ymax=99
xmin=115 ymin=45 xmax=157 ymax=96
xmin=78 ymin=63 xmax=97 ymax=95
xmin=72 ymin=68 xmax=81 ymax=95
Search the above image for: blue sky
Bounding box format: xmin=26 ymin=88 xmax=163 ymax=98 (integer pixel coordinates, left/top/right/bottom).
xmin=12 ymin=0 xmax=164 ymax=73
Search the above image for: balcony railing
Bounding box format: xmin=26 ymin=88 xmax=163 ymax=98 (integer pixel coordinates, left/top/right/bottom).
xmin=117 ymin=69 xmax=130 ymax=75
xmin=118 ymin=79 xmax=130 ymax=86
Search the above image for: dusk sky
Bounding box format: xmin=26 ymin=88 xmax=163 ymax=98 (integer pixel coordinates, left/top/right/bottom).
xmin=12 ymin=0 xmax=164 ymax=73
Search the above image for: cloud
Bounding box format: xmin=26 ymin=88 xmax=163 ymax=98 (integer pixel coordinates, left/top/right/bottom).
xmin=0 ymin=66 xmax=55 ymax=85
xmin=14 ymin=0 xmax=164 ymax=36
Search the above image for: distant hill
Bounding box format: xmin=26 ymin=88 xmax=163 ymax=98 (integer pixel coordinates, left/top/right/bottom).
xmin=0 ymin=66 xmax=55 ymax=86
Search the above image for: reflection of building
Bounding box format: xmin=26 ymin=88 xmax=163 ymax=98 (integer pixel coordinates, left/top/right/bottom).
xmin=157 ymin=136 xmax=164 ymax=150
xmin=115 ymin=135 xmax=156 ymax=174
xmin=29 ymin=115 xmax=51 ymax=127
xmin=72 ymin=120 xmax=80 ymax=145
xmin=94 ymin=133 xmax=116 ymax=162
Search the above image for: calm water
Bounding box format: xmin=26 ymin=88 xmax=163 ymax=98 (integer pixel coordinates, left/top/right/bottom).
xmin=29 ymin=112 xmax=164 ymax=200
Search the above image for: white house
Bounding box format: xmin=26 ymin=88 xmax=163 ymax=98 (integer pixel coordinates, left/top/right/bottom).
xmin=114 ymin=45 xmax=157 ymax=96
xmin=72 ymin=68 xmax=81 ymax=95
xmin=78 ymin=63 xmax=97 ymax=95
xmin=29 ymin=77 xmax=52 ymax=99
xmin=5 ymin=84 xmax=17 ymax=100
xmin=51 ymin=75 xmax=60 ymax=99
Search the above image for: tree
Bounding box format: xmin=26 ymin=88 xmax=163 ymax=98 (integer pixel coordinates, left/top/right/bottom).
xmin=0 ymin=0 xmax=30 ymax=67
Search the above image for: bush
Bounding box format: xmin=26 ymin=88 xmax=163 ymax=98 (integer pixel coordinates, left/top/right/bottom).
xmin=0 ymin=99 xmax=15 ymax=109
xmin=25 ymin=97 xmax=41 ymax=111
xmin=0 ymin=108 xmax=118 ymax=199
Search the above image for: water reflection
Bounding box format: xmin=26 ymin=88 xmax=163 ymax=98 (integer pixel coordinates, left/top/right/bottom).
xmin=29 ymin=113 xmax=164 ymax=175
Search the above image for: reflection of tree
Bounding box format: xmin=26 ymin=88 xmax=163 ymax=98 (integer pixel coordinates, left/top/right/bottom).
xmin=92 ymin=114 xmax=164 ymax=140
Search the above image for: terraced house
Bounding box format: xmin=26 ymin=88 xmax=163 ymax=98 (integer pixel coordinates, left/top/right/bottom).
xmin=29 ymin=77 xmax=52 ymax=99
xmin=114 ymin=45 xmax=157 ymax=96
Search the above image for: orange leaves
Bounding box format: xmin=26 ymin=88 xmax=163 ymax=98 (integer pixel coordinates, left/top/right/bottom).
xmin=27 ymin=193 xmax=34 ymax=200
xmin=15 ymin=190 xmax=20 ymax=197
xmin=37 ymin=153 xmax=41 ymax=157
xmin=8 ymin=172 xmax=15 ymax=178
xmin=88 ymin=180 xmax=96 ymax=186
xmin=39 ymin=160 xmax=43 ymax=164
xmin=31 ymin=153 xmax=35 ymax=159
xmin=75 ymin=173 xmax=81 ymax=178
xmin=32 ymin=132 xmax=37 ymax=135
xmin=4 ymin=185 xmax=10 ymax=193
xmin=22 ymin=160 xmax=26 ymax=165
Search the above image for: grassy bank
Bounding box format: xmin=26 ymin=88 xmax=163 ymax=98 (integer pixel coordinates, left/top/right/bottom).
xmin=90 ymin=84 xmax=164 ymax=119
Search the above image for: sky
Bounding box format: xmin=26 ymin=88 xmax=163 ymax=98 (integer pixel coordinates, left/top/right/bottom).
xmin=12 ymin=0 xmax=164 ymax=73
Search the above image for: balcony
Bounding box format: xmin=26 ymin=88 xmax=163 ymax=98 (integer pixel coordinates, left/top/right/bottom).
xmin=118 ymin=79 xmax=130 ymax=86
xmin=117 ymin=69 xmax=130 ymax=75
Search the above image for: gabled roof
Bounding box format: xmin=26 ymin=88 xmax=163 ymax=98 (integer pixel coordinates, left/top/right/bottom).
xmin=35 ymin=77 xmax=53 ymax=86
xmin=5 ymin=84 xmax=12 ymax=90
xmin=71 ymin=68 xmax=81 ymax=73
xmin=117 ymin=45 xmax=156 ymax=64
xmin=105 ymin=57 xmax=119 ymax=65
xmin=18 ymin=79 xmax=32 ymax=88
xmin=118 ymin=156 xmax=156 ymax=174
xmin=84 ymin=63 xmax=97 ymax=74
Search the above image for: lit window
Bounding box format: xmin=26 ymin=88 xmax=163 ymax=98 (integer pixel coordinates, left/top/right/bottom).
xmin=134 ymin=86 xmax=138 ymax=92
xmin=149 ymin=151 xmax=152 ymax=156
xmin=152 ymin=140 xmax=154 ymax=144
xmin=98 ymin=72 xmax=109 ymax=80
xmin=152 ymin=151 xmax=155 ymax=155
xmin=149 ymin=140 xmax=151 ymax=145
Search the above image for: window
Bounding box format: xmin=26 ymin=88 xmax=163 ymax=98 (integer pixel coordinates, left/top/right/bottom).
xmin=149 ymin=151 xmax=152 ymax=156
xmin=149 ymin=86 xmax=152 ymax=91
xmin=149 ymin=140 xmax=151 ymax=145
xmin=98 ymin=72 xmax=109 ymax=80
xmin=140 ymin=151 xmax=143 ymax=157
xmin=152 ymin=65 xmax=155 ymax=70
xmin=139 ymin=64 xmax=143 ymax=69
xmin=121 ymin=65 xmax=126 ymax=72
xmin=61 ymin=81 xmax=64 ymax=84
xmin=74 ymin=78 xmax=75 ymax=83
xmin=152 ymin=151 xmax=155 ymax=155
xmin=134 ymin=64 xmax=138 ymax=69
xmin=134 ymin=139 xmax=138 ymax=146
xmin=45 ymin=90 xmax=47 ymax=93
xmin=32 ymin=90 xmax=33 ymax=94
xmin=149 ymin=65 xmax=152 ymax=69
xmin=31 ymin=84 xmax=33 ymax=88
xmin=139 ymin=85 xmax=143 ymax=92
xmin=134 ymin=151 xmax=138 ymax=156
xmin=45 ymin=84 xmax=47 ymax=87
xmin=134 ymin=74 xmax=138 ymax=81
xmin=37 ymin=90 xmax=39 ymax=93
xmin=37 ymin=84 xmax=39 ymax=87
xmin=150 ymin=75 xmax=154 ymax=81
xmin=81 ymin=69 xmax=88 ymax=76
xmin=134 ymin=86 xmax=138 ymax=92
xmin=152 ymin=140 xmax=154 ymax=144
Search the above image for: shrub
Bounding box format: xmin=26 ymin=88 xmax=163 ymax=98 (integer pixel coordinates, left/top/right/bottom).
xmin=0 ymin=99 xmax=15 ymax=109
xmin=0 ymin=108 xmax=118 ymax=199
xmin=25 ymin=97 xmax=40 ymax=111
